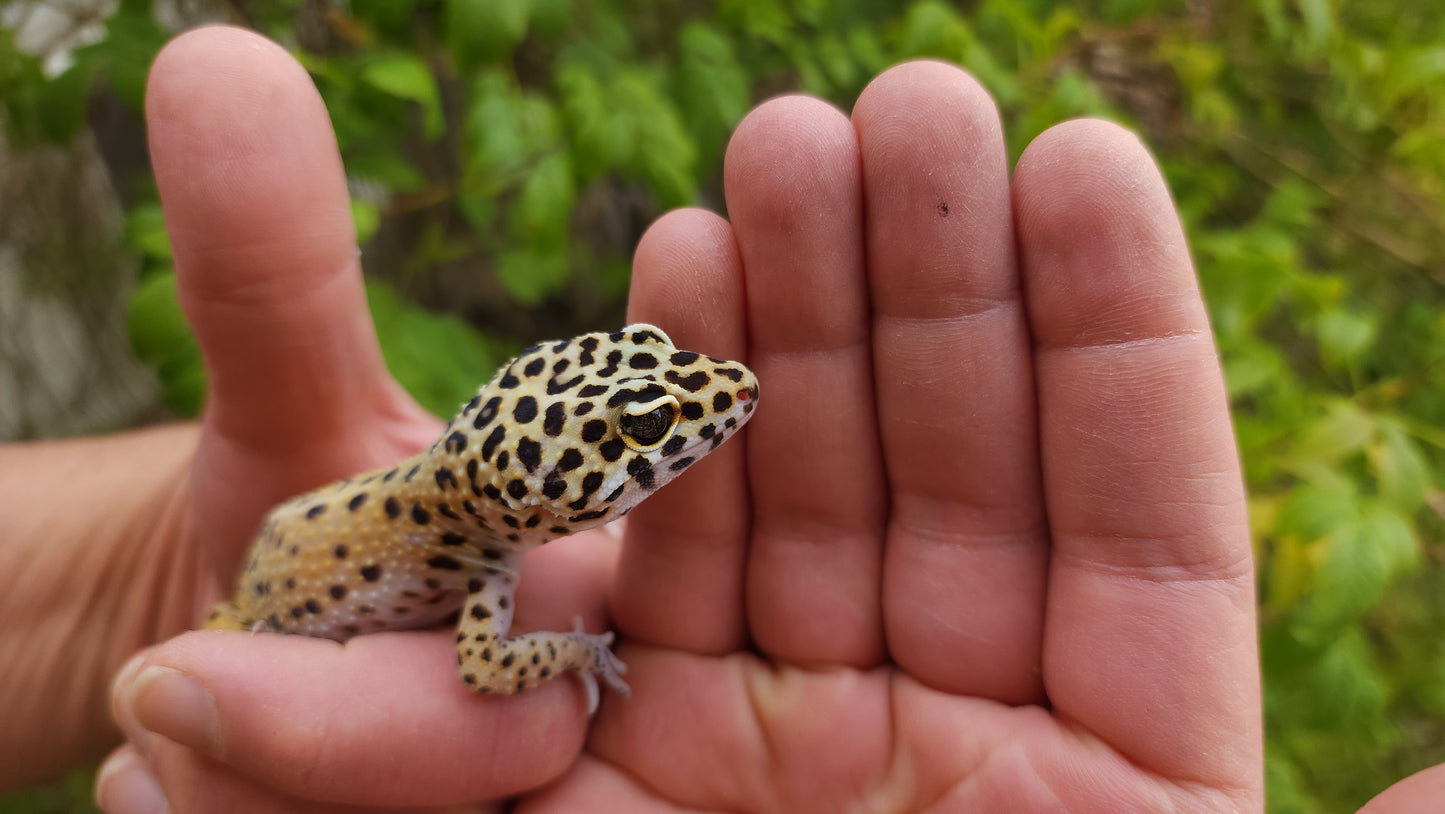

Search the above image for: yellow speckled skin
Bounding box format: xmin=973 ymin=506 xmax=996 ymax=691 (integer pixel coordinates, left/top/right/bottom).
xmin=206 ymin=324 xmax=758 ymax=710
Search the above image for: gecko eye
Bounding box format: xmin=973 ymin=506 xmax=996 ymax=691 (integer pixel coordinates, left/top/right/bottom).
xmin=618 ymin=396 xmax=680 ymax=452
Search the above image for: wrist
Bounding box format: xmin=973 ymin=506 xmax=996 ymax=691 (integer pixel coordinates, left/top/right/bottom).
xmin=0 ymin=422 xmax=201 ymax=788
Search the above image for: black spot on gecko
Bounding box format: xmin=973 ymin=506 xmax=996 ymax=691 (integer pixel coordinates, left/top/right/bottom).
xmin=495 ymin=450 xmax=510 ymax=470
xmin=627 ymin=456 xmax=656 ymax=489
xmin=498 ymin=596 xmax=510 ymax=610
xmin=517 ymin=438 xmax=542 ymax=473
xmin=290 ymin=606 xmax=304 ymax=618
xmin=329 ymin=585 xmax=347 ymax=600
xmin=411 ymin=504 xmax=431 ymax=524
xmin=427 ymin=555 xmax=463 ymax=570
xmin=669 ymin=456 xmax=695 ymax=471
xmin=578 ymin=384 xmax=608 ymax=398
xmin=661 ymin=434 xmax=687 ymax=456
xmin=461 ymin=394 xmax=481 ymax=414
xmin=607 ymin=385 xmax=666 ymax=408
xmin=569 ymin=509 xmax=609 ymax=522
xmin=670 ymin=351 xmax=699 ymax=365
xmin=472 ymin=396 xmax=501 ymax=430
xmin=558 ymin=448 xmax=584 ymax=471
xmin=715 ymin=367 xmax=745 ymax=382
xmin=581 ymin=419 xmax=607 ymax=443
xmin=666 ymin=370 xmax=709 ymax=392
xmin=469 ymin=604 xmax=491 ymax=620
xmin=502 ymin=515 xmax=520 ymax=529
xmin=597 ymin=350 xmax=622 ymax=377
xmin=437 ymin=503 xmax=461 ymax=521
xmin=501 ymin=653 xmax=515 ymax=667
xmin=441 ymin=532 xmax=467 ymax=546
xmin=549 ymin=526 xmax=570 ymax=534
xmin=384 ymin=497 xmax=401 ymax=518
xmin=334 ymin=544 xmax=349 ymax=559
xmin=361 ymin=565 xmax=382 ymax=582
xmin=573 ymin=401 xmax=594 ymax=416
xmin=405 ymin=464 xmax=420 ymax=482
xmin=546 ymin=374 xmax=584 ymax=395
xmin=507 ymin=479 xmax=528 ymax=500
xmin=525 ymin=515 xmax=540 ymax=528
xmin=698 ymin=424 xmax=716 ymax=439
xmin=543 ymin=402 xmax=566 ymax=437
xmin=598 ymin=439 xmax=626 ymax=462
xmin=513 ymin=396 xmax=538 ymax=424
xmin=467 ymin=577 xmax=485 ymax=593
xmin=524 ymin=357 xmax=546 ymax=377
xmin=435 ymin=467 xmax=458 ymax=491
xmin=285 ymin=578 xmax=297 ymax=589
xmin=499 ymin=370 xmax=520 ymax=389
xmin=481 ymin=425 xmax=506 ymax=462
xmin=580 ymin=471 xmax=604 ymax=497
xmin=305 ymin=504 xmax=326 ymax=519
xmin=605 ymin=483 xmax=625 ymax=502
xmin=347 ymin=493 xmax=368 ymax=511
xmin=444 ymin=431 xmax=467 ymax=455
xmin=629 ymin=352 xmax=658 ymax=369
xmin=681 ymin=401 xmax=705 ymax=420
xmin=542 ymin=473 xmax=567 ymax=500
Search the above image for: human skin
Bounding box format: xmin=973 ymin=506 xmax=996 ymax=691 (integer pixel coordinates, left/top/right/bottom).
xmin=0 ymin=24 xmax=1274 ymax=813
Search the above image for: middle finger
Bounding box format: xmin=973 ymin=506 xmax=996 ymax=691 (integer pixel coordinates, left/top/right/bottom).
xmin=725 ymin=95 xmax=887 ymax=666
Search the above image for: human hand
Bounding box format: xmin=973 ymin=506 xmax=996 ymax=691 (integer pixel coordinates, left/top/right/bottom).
xmin=99 ymin=25 xmax=1262 ymax=814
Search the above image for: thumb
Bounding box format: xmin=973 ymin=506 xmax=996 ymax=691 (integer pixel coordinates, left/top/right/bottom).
xmin=145 ymin=27 xmax=436 ymax=574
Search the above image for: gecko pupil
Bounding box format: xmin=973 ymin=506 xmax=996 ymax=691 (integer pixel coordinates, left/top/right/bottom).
xmin=619 ymin=404 xmax=674 ymax=446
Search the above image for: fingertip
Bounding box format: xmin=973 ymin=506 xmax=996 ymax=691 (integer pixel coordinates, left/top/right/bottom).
xmin=1012 ymin=118 xmax=1202 ymax=349
xmin=630 ymin=208 xmax=742 ymax=339
xmin=95 ymin=747 xmax=167 ymax=814
xmin=1013 ymin=118 xmax=1167 ymax=249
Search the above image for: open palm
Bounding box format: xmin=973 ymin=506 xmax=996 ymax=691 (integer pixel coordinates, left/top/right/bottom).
xmin=104 ymin=27 xmax=1261 ymax=814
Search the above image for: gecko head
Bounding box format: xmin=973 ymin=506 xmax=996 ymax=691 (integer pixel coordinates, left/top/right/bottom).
xmin=461 ymin=324 xmax=758 ymax=531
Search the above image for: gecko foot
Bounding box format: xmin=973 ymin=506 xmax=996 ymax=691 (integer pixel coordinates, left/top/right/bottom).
xmin=573 ymin=616 xmax=630 ymax=714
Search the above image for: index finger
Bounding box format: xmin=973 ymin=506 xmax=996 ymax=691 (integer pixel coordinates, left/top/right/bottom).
xmin=1016 ymin=122 xmax=1261 ymax=796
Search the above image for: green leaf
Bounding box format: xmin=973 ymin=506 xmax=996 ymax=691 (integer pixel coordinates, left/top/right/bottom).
xmin=495 ymin=246 xmax=570 ymax=305
xmin=1316 ymin=307 xmax=1377 ymax=371
xmin=511 ymin=152 xmax=574 ymax=246
xmin=361 ymin=54 xmax=444 ymax=139
xmin=1293 ymin=399 xmax=1374 ymax=464
xmin=366 ymin=282 xmax=505 ymax=417
xmin=351 ymin=199 xmax=381 ymax=245
xmin=445 ymin=0 xmax=532 ymax=68
xmin=1371 ymin=422 xmax=1429 ymax=513
xmin=125 ymin=204 xmax=172 ymax=262
xmin=126 ymin=273 xmax=205 ymax=416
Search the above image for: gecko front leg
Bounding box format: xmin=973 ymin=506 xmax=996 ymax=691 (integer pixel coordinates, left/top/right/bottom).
xmin=455 ymin=564 xmax=629 ymax=713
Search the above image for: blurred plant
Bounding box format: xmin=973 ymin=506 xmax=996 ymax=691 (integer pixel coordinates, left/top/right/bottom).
xmin=2 ymin=0 xmax=1443 ymax=810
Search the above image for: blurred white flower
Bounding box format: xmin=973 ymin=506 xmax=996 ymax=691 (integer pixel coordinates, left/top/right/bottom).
xmin=1 ymin=0 xmax=120 ymax=77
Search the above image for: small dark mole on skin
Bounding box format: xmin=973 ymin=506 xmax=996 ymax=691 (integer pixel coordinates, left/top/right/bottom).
xmin=938 ymin=201 xmax=949 ymax=216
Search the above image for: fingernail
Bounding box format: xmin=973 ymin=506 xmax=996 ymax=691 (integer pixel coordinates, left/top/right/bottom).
xmin=128 ymin=666 xmax=219 ymax=753
xmin=95 ymin=751 xmax=168 ymax=814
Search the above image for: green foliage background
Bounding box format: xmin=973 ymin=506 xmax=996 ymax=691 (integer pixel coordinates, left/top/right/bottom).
xmin=3 ymin=0 xmax=1444 ymax=811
